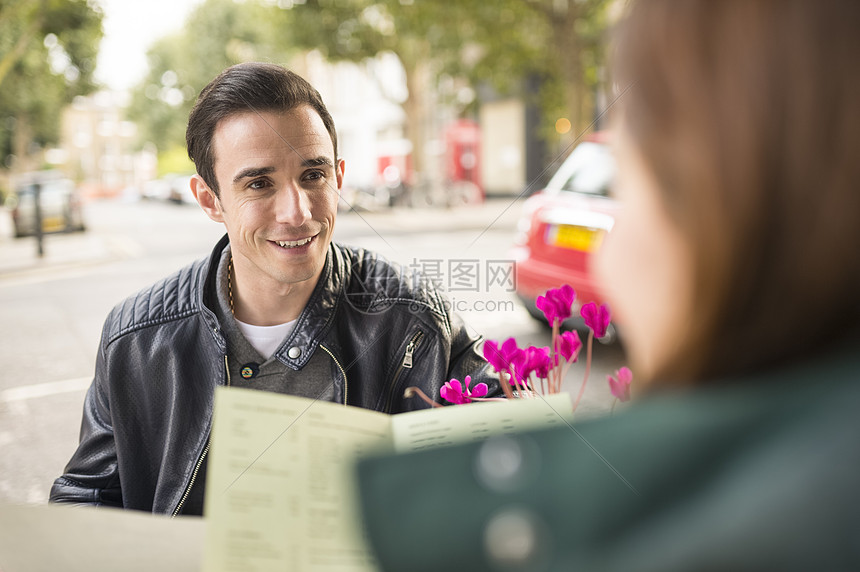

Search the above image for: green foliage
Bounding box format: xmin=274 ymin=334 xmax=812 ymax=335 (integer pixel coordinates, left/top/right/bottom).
xmin=0 ymin=0 xmax=103 ymax=160
xmin=157 ymin=144 xmax=195 ymax=178
xmin=464 ymin=0 xmax=612 ymax=144
xmin=267 ymin=0 xmax=612 ymax=155
xmin=127 ymin=0 xmax=614 ymax=170
xmin=281 ymin=0 xmax=475 ymax=67
xmin=126 ymin=0 xmax=294 ymax=154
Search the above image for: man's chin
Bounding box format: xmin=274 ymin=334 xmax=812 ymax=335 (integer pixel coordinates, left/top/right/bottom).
xmin=272 ymin=258 xmax=327 ymax=289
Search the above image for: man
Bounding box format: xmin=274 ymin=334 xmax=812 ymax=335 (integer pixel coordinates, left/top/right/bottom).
xmin=50 ymin=62 xmax=499 ymax=515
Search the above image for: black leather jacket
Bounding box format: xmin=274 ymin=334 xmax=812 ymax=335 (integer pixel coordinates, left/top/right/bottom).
xmin=50 ymin=235 xmax=499 ymax=514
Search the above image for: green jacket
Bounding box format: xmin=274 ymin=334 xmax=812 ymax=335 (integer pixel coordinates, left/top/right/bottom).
xmin=357 ymin=340 xmax=860 ymax=571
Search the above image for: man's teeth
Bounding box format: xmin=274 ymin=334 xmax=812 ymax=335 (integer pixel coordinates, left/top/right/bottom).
xmin=276 ymin=237 xmax=313 ymax=248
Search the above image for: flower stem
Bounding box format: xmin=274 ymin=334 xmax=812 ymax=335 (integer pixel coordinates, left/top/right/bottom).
xmin=506 ymin=366 xmax=530 ymax=399
xmin=572 ymin=331 xmax=594 ymax=413
xmin=499 ymin=370 xmax=515 ymax=400
xmin=513 ymin=374 xmax=530 ymax=398
xmin=403 ymin=387 xmax=443 ymax=408
xmin=559 ymin=360 xmax=572 ymax=390
xmin=550 ymin=319 xmax=560 ymax=393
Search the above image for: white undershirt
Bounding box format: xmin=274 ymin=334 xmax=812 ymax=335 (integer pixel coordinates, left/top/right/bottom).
xmin=235 ymin=318 xmax=297 ymax=360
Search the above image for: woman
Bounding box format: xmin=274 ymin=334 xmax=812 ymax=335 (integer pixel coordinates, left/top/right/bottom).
xmin=357 ymin=1 xmax=860 ymax=570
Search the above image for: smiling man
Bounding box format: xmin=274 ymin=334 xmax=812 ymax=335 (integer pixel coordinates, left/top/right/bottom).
xmin=49 ymin=63 xmax=500 ymax=515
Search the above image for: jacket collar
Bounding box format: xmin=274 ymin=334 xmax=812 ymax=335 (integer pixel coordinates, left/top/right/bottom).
xmin=201 ymin=234 xmax=345 ymax=370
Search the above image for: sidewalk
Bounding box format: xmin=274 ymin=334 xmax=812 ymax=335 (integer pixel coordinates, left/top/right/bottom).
xmin=339 ymin=196 xmax=525 ymax=235
xmin=0 ymin=207 xmax=138 ymax=279
xmin=0 ymin=232 xmax=127 ymax=279
xmin=0 ymin=196 xmax=527 ymax=279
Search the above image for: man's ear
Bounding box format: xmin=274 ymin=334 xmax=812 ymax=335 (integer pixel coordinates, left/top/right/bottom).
xmin=191 ymin=174 xmax=224 ymax=223
xmin=336 ymin=159 xmax=346 ymax=190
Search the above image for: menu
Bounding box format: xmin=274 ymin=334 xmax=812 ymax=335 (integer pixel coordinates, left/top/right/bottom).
xmin=202 ymin=387 xmax=573 ymax=572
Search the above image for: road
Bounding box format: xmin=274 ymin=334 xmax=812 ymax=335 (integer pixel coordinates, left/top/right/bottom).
xmin=0 ymin=196 xmax=628 ymax=506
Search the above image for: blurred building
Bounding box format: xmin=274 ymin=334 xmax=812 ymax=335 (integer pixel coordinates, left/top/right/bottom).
xmin=292 ymin=50 xmax=499 ymax=205
xmin=292 ymin=50 xmax=409 ymax=192
xmin=478 ymin=74 xmax=551 ymax=198
xmin=57 ymin=91 xmax=156 ymax=199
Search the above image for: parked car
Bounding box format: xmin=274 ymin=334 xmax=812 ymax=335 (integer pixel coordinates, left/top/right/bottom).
xmin=139 ymin=174 xmax=196 ymax=204
xmin=166 ymin=174 xmax=196 ymax=205
xmin=338 ymin=184 xmax=391 ymax=212
xmin=510 ymin=132 xmax=619 ymax=340
xmin=140 ymin=178 xmax=173 ymax=201
xmin=6 ymin=173 xmax=86 ymax=238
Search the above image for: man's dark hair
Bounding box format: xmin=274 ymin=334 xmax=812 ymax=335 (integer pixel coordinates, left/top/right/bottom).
xmin=186 ymin=62 xmax=338 ymax=196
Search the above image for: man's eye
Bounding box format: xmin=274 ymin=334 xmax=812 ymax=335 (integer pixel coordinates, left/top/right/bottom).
xmin=249 ymin=179 xmax=269 ymax=190
xmin=304 ymin=170 xmax=325 ymax=182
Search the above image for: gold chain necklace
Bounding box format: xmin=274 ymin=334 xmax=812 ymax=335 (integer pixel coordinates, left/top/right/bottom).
xmin=227 ymin=257 xmax=259 ymax=381
xmin=227 ymin=257 xmax=235 ymax=316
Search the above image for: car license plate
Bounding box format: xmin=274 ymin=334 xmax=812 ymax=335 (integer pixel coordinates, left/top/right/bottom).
xmin=42 ymin=216 xmax=64 ymax=232
xmin=547 ymin=224 xmax=601 ymax=252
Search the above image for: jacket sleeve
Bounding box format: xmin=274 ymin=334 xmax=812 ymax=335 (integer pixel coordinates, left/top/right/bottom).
xmin=49 ymin=320 xmax=123 ymax=507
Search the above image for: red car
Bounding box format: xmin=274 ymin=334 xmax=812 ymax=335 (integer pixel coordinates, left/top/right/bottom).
xmin=510 ymin=132 xmax=619 ymax=340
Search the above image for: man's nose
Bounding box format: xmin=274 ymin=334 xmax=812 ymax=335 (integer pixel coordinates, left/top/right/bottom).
xmin=274 ymin=182 xmax=311 ymax=227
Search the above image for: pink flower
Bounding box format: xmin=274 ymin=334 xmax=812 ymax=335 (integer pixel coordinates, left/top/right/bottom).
xmin=535 ymin=285 xmax=576 ymax=326
xmin=526 ymin=346 xmax=551 ymax=380
xmin=508 ymin=347 xmax=529 ymax=385
xmin=581 ymin=302 xmax=611 ymax=339
xmin=558 ymin=330 xmax=583 ymax=363
xmin=607 ymin=367 xmax=633 ymax=402
xmin=483 ymin=337 xmax=520 ymax=374
xmin=440 ymin=375 xmax=489 ymax=405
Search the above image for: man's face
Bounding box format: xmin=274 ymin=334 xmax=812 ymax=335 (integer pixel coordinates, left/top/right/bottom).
xmin=201 ymin=105 xmax=343 ymax=294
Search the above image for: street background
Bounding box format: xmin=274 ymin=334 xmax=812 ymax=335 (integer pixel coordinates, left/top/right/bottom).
xmin=1 ymin=0 xmax=624 ymax=506
xmin=0 ymin=196 xmax=627 ymax=506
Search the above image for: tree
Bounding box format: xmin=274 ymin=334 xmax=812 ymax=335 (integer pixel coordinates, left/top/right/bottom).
xmin=127 ymin=0 xmax=614 ymax=180
xmin=126 ymin=0 xmax=294 ymax=169
xmin=466 ymin=0 xmax=612 ymax=146
xmin=0 ymin=0 xmax=103 ymax=170
xmin=271 ymin=0 xmax=493 ymax=180
xmin=264 ymin=0 xmax=612 ymax=179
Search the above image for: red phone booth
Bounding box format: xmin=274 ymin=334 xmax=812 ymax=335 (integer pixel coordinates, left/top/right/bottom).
xmin=444 ymin=119 xmax=483 ymax=203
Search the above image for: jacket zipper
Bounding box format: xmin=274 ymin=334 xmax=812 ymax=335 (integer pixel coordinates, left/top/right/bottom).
xmin=171 ymin=441 xmax=209 ymax=517
xmin=319 ymin=344 xmax=349 ymax=406
xmin=172 ymin=354 xmax=231 ymax=518
xmin=386 ymin=331 xmax=424 ymax=412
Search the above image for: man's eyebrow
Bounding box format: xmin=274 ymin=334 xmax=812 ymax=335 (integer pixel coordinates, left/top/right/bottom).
xmin=231 ymin=157 xmax=333 ymax=184
xmin=302 ymin=156 xmax=334 ymax=168
xmin=232 ymin=166 xmax=275 ymax=184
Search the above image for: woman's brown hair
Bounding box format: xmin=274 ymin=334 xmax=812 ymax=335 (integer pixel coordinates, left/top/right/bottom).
xmin=615 ymin=0 xmax=860 ymax=382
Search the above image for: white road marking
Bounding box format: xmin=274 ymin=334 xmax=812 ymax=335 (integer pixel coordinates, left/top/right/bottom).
xmin=0 ymin=377 xmax=91 ymax=403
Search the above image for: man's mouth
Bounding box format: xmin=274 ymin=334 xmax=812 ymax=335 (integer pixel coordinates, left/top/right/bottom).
xmin=274 ymin=235 xmax=314 ymax=249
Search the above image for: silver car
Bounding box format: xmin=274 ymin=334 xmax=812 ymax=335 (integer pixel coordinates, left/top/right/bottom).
xmin=6 ymin=174 xmax=86 ymax=237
